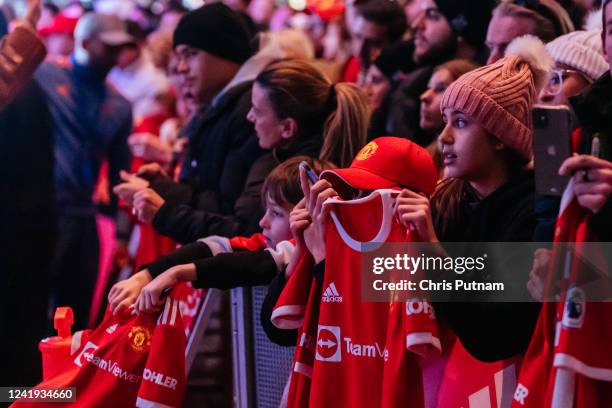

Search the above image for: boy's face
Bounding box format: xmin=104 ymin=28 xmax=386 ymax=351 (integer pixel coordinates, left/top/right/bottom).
xmin=259 ymin=196 xmax=293 ymax=249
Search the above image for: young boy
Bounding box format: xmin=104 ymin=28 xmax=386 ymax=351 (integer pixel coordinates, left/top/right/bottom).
xmin=108 ymin=156 xmax=330 ymax=314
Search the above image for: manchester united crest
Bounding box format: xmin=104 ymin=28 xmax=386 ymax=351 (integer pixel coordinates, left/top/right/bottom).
xmin=128 ymin=326 xmax=152 ymax=352
xmin=356 ymin=141 xmax=378 ymax=161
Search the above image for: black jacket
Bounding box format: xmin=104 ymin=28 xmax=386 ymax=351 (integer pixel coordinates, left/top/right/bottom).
xmin=432 ymin=171 xmax=541 ymax=362
xmin=144 ymin=241 xmax=278 ymax=290
xmin=0 ymin=81 xmax=55 ymax=289
xmin=144 ymin=134 xmax=321 ymax=276
xmin=144 ymin=238 xmax=295 ymax=345
xmin=0 ymin=81 xmax=54 ymax=223
xmin=152 ymin=125 xmax=322 ymax=244
xmin=150 ymin=81 xmax=265 ymax=243
xmin=570 ymin=73 xmax=612 ymax=241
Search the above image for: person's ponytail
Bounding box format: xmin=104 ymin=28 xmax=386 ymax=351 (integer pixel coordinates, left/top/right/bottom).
xmin=321 ymin=83 xmax=369 ymax=168
xmin=256 ymin=60 xmax=368 ymax=167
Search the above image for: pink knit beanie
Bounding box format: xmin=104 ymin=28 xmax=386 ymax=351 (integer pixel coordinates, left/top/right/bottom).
xmin=440 ymin=35 xmax=553 ymax=161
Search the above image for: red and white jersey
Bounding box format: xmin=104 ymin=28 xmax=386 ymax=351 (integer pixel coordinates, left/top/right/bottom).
xmin=136 ymin=298 xmax=187 ymax=408
xmin=12 ymin=297 xmax=187 ymax=408
xmin=436 ymin=333 xmax=521 ymax=408
xmin=170 ymin=282 xmax=204 ymax=338
xmin=11 ymin=309 xmax=157 ymax=408
xmin=273 ymin=190 xmax=440 ymax=408
xmin=513 ymin=180 xmax=612 ymax=408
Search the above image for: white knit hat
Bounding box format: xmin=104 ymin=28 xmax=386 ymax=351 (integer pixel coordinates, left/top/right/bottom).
xmin=546 ymin=30 xmax=609 ymax=82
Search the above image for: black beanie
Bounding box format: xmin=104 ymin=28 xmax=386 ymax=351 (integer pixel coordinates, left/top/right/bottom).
xmin=433 ymin=0 xmax=496 ymax=49
xmin=173 ymin=3 xmax=253 ymax=65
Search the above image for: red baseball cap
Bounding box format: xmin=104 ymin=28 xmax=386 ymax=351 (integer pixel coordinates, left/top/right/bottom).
xmin=320 ymin=136 xmax=439 ymax=196
xmin=39 ymin=14 xmax=79 ymax=38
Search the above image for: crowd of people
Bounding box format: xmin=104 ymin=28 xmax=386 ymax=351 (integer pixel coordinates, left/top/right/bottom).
xmin=0 ymin=0 xmax=611 ymax=406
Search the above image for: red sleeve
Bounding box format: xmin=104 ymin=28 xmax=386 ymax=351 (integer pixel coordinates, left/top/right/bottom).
xmin=341 ymin=56 xmax=361 ymax=83
xmin=571 ymin=128 xmax=583 ymax=155
xmin=271 ymin=251 xmax=315 ymax=329
xmin=229 ymin=233 xmax=267 ymax=251
xmin=137 ymin=296 xmax=187 ymax=408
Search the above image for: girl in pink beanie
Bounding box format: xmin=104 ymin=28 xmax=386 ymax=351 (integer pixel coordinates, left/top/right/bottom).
xmin=396 ymin=35 xmax=552 ymax=242
xmin=393 ymin=35 xmax=552 ymax=405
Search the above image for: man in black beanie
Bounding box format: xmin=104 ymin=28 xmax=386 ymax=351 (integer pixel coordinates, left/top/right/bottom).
xmin=171 ymin=2 xmax=253 ymax=108
xmin=114 ymin=2 xmax=266 ymax=242
xmin=384 ymin=0 xmax=495 ymax=147
xmin=412 ymin=0 xmax=496 ymax=65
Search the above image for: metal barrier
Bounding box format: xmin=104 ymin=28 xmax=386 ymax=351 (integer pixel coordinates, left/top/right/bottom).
xmin=231 ymin=287 xmax=295 ymax=408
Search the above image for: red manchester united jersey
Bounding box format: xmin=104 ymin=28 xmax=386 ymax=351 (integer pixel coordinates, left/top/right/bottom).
xmin=513 ymin=180 xmax=612 ymax=408
xmin=273 ymin=190 xmax=440 ymax=408
xmin=12 ymin=297 xmax=187 ymax=408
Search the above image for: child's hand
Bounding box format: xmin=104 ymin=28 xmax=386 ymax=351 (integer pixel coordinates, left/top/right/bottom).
xmin=393 ymin=189 xmax=438 ymax=242
xmin=304 ymin=179 xmax=336 ymax=263
xmin=289 ymin=198 xmax=311 ymax=244
xmin=108 ymin=270 xmax=152 ymax=315
xmin=134 ymin=264 xmax=196 ymax=314
xmin=296 ymin=167 xmax=337 ymax=262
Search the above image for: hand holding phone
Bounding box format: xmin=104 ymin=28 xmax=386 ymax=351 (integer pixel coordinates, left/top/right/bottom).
xmin=299 ymin=161 xmax=319 ymax=185
xmin=532 ymin=105 xmax=572 ymax=195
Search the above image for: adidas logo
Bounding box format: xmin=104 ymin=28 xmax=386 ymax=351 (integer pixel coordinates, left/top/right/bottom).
xmin=106 ymin=323 xmax=118 ymax=334
xmin=322 ymin=282 xmax=343 ymax=303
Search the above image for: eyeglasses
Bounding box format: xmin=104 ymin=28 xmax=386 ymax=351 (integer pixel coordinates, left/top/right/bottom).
xmin=543 ymin=69 xmax=592 ymax=95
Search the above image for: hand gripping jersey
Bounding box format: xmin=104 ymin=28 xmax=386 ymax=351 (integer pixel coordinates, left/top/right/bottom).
xmin=272 ymin=190 xmax=440 ymax=408
xmin=12 ymin=296 xmax=187 ymax=408
xmin=512 ymin=180 xmax=612 ymax=408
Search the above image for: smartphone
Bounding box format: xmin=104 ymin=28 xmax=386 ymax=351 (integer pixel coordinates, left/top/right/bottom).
xmin=299 ymin=161 xmax=319 ymax=184
xmin=161 ymin=287 xmax=172 ymax=298
xmin=532 ymin=105 xmax=572 ymax=196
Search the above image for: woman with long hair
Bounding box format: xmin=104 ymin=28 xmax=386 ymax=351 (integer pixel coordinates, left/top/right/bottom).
xmin=250 ymin=58 xmax=369 ymax=168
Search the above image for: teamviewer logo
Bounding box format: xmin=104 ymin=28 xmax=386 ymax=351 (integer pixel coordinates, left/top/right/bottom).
xmin=73 ymin=341 xmax=99 ymax=367
xmin=316 ymin=325 xmax=341 ymax=362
